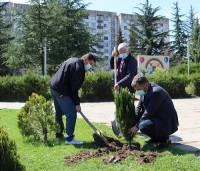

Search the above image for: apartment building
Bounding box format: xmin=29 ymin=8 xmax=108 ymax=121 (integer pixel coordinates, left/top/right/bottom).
xmin=85 ymin=11 xmax=169 ymax=58
xmin=1 ymin=2 xmax=169 ymax=58
xmin=84 ymin=10 xmax=118 ymax=59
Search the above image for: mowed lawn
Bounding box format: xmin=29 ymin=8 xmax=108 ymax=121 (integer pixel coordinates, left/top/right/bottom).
xmin=0 ymin=109 xmax=200 ymax=171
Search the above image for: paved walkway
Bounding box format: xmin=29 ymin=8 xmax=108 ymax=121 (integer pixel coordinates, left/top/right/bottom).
xmin=1 ymin=98 xmax=200 ymax=152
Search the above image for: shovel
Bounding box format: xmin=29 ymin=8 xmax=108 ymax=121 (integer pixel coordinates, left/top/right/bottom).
xmin=111 ymin=47 xmax=121 ymax=137
xmin=79 ymin=111 xmax=110 ymax=147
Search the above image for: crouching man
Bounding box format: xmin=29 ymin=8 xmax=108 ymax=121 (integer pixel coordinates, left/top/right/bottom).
xmin=128 ymin=74 xmax=179 ymax=150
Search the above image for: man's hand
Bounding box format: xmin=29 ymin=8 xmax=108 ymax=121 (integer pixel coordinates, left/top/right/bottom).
xmin=128 ymin=126 xmax=139 ymax=136
xmin=114 ymin=83 xmax=119 ymax=91
xmin=75 ymin=105 xmax=81 ymax=113
xmin=112 ymin=50 xmax=118 ymax=57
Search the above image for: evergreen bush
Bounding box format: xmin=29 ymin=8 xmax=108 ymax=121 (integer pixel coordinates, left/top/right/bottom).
xmin=17 ymin=93 xmax=58 ymax=143
xmin=114 ymin=88 xmax=137 ymax=144
xmin=0 ymin=126 xmax=25 ymax=171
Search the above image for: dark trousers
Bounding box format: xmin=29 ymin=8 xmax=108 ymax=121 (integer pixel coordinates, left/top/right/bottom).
xmin=138 ymin=119 xmax=169 ymax=142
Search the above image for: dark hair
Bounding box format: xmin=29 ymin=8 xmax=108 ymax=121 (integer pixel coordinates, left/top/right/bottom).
xmin=87 ymin=53 xmax=96 ymax=62
xmin=131 ymin=74 xmax=149 ymax=87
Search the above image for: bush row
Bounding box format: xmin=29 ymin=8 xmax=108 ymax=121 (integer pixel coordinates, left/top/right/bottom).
xmin=0 ymin=73 xmax=50 ymax=101
xmin=0 ymin=65 xmax=200 ymax=101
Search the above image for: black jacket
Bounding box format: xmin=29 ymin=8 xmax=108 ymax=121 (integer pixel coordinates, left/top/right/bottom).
xmin=136 ymin=82 xmax=179 ymax=136
xmin=50 ymin=57 xmax=85 ymax=105
xmin=110 ymin=54 xmax=138 ymax=93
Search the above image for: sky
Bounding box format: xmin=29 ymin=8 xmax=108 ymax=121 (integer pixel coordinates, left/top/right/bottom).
xmin=4 ymin=0 xmax=200 ymax=29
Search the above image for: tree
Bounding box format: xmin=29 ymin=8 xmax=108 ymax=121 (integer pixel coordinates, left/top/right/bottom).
xmin=170 ymin=2 xmax=187 ymax=65
xmin=190 ymin=18 xmax=200 ymax=63
xmin=114 ymin=88 xmax=137 ymax=146
xmin=0 ymin=2 xmax=13 ymax=75
xmin=117 ymin=26 xmax=124 ymax=46
xmin=129 ymin=0 xmax=169 ymax=56
xmin=5 ymin=0 xmax=94 ymax=75
xmin=186 ymin=6 xmax=196 ymax=36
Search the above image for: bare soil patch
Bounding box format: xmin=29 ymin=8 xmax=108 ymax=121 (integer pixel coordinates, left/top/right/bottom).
xmin=64 ymin=133 xmax=157 ymax=164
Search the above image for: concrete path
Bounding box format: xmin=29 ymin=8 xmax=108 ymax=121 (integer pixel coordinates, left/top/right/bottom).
xmin=1 ymin=98 xmax=200 ymax=152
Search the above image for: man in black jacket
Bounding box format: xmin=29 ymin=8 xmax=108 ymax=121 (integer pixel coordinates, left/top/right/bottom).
xmin=128 ymin=74 xmax=179 ymax=150
xmin=110 ymin=42 xmax=138 ymax=93
xmin=50 ymin=53 xmax=96 ymax=145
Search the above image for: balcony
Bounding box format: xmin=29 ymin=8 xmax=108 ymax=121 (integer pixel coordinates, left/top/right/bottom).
xmin=97 ymin=19 xmax=104 ymax=23
xmin=97 ymin=26 xmax=103 ymax=29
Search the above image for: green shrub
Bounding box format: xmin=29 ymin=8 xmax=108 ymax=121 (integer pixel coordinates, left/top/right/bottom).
xmin=189 ymin=74 xmax=200 ymax=96
xmin=0 ymin=73 xmax=50 ymax=101
xmin=0 ymin=76 xmax=24 ymax=100
xmin=148 ymin=69 xmax=189 ymax=98
xmin=170 ymin=63 xmax=200 ymax=75
xmin=18 ymin=93 xmax=58 ymax=143
xmin=22 ymin=73 xmax=50 ymax=98
xmin=115 ymin=88 xmax=137 ymax=144
xmin=0 ymin=126 xmax=25 ymax=171
xmin=80 ymin=71 xmax=113 ymax=101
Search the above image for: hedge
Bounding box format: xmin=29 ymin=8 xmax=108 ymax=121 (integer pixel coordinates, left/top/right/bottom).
xmin=148 ymin=69 xmax=189 ymax=98
xmin=0 ymin=73 xmax=50 ymax=101
xmin=80 ymin=70 xmax=113 ymax=101
xmin=1 ymin=68 xmax=200 ymax=102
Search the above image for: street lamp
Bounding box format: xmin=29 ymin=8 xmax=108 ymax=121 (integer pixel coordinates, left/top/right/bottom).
xmin=41 ymin=37 xmax=51 ymax=78
xmin=187 ymin=35 xmax=191 ymax=78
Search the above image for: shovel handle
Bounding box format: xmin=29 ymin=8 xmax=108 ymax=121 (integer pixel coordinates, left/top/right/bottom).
xmin=79 ymin=111 xmax=98 ymax=132
xmin=79 ymin=111 xmax=110 ymax=147
xmin=114 ymin=47 xmax=117 ymax=85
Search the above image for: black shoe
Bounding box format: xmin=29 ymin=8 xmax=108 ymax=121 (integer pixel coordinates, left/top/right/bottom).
xmin=156 ymin=139 xmax=171 ymax=150
xmin=145 ymin=138 xmax=158 ymax=144
xmin=55 ymin=132 xmax=64 ymax=139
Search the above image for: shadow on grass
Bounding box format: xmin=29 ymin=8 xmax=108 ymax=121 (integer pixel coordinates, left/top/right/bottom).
xmin=136 ymin=132 xmax=199 ymax=157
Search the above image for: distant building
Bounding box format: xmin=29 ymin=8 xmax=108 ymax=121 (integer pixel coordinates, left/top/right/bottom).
xmin=1 ymin=2 xmax=169 ymax=59
xmin=84 ymin=10 xmax=118 ymax=60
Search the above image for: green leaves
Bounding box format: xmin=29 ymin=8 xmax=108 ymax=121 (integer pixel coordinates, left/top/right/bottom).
xmin=114 ymin=88 xmax=137 ymax=142
xmin=0 ymin=126 xmax=25 ymax=171
xmin=129 ymin=0 xmax=169 ymax=56
xmin=17 ymin=93 xmax=58 ymax=143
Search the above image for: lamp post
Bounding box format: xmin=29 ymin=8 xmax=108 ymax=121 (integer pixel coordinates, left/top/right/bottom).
xmin=187 ymin=36 xmax=190 ymax=78
xmin=41 ymin=37 xmax=51 ymax=78
xmin=44 ymin=37 xmax=47 ymax=77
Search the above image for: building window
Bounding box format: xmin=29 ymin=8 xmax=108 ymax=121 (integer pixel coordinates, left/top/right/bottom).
xmin=104 ymin=36 xmax=108 ymax=40
xmin=124 ymin=26 xmax=128 ymax=30
xmin=91 ymin=23 xmax=96 ymax=27
xmin=104 ymin=16 xmax=108 ymax=21
xmin=90 ymin=16 xmax=96 ymax=20
xmin=104 ymin=49 xmax=108 ymax=53
xmin=104 ymin=24 xmax=107 ymax=28
xmin=104 ymin=43 xmax=108 ymax=47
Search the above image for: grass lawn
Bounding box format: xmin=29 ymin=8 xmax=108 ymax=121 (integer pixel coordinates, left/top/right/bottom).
xmin=0 ymin=109 xmax=200 ymax=171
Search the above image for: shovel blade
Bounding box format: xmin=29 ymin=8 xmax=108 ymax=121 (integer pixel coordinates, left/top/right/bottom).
xmin=111 ymin=120 xmax=122 ymax=138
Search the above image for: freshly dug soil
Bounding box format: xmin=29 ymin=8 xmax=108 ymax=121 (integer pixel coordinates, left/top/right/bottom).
xmin=64 ymin=133 xmax=157 ymax=164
